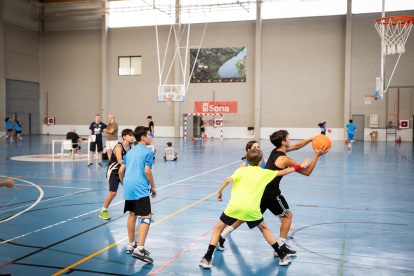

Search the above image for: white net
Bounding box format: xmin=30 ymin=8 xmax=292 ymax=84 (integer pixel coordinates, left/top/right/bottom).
xmin=375 ymin=16 xmax=414 ymax=55
xmin=364 ymin=96 xmax=375 ymax=105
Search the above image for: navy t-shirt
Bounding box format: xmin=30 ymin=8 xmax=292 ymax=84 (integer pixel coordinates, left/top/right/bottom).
xmin=89 ymin=122 xmax=107 ymax=141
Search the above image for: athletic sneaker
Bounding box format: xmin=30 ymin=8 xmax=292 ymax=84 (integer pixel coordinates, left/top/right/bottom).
xmin=126 ymin=242 xmax=137 ymax=254
xmin=99 ymin=210 xmax=110 ymax=220
xmin=132 ymin=248 xmax=153 ymax=264
xmin=274 ymin=243 xmax=296 ymax=257
xmin=199 ymin=257 xmax=212 ymax=269
xmin=99 ymin=163 xmax=103 ymax=167
xmin=87 ymin=163 xmax=93 ymax=167
xmin=216 ymin=236 xmax=225 ymax=251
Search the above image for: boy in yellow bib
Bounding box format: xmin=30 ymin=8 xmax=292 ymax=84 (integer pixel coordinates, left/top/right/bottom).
xmin=199 ymin=148 xmax=310 ymax=269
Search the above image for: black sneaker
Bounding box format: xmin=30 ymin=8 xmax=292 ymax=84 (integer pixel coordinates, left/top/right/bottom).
xmin=274 ymin=244 xmax=291 ymax=266
xmin=274 ymin=243 xmax=296 ymax=257
xmin=99 ymin=163 xmax=103 ymax=167
xmin=87 ymin=163 xmax=93 ymax=167
xmin=132 ymin=248 xmax=153 ymax=264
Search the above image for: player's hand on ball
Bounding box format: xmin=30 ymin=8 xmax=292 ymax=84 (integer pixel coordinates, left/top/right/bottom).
xmin=300 ymin=158 xmax=311 ymax=168
xmin=316 ymin=145 xmax=329 ymax=156
xmin=217 ymin=191 xmax=223 ymax=201
xmin=150 ymin=187 xmax=157 ymax=198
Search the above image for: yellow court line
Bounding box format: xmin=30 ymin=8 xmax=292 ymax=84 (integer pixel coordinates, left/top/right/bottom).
xmin=51 ymin=191 xmax=218 ymax=276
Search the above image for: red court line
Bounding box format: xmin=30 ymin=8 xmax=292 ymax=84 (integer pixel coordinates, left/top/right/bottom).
xmin=0 ymin=171 xmax=105 ymax=194
xmin=165 ymin=188 xmax=192 ymax=199
xmin=149 ymin=226 xmax=215 ymax=276
xmin=284 ymin=191 xmax=414 ymax=200
xmin=0 ymin=261 xmax=13 ymax=269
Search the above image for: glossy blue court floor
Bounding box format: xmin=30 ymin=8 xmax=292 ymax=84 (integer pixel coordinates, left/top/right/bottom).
xmin=0 ymin=136 xmax=413 ymax=276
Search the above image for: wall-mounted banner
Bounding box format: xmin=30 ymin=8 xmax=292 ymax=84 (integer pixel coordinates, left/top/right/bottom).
xmin=194 ymin=101 xmax=237 ymax=113
xmin=190 ymin=47 xmax=246 ymax=83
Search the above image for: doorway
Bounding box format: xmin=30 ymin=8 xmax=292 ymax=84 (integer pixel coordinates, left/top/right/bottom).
xmin=352 ymin=115 xmax=365 ymax=141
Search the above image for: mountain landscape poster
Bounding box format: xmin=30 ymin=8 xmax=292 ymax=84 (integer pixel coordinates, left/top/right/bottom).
xmin=190 ymin=47 xmax=246 ymax=83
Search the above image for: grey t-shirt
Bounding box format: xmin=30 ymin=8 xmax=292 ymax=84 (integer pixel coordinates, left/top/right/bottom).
xmin=107 ymin=121 xmax=118 ymax=141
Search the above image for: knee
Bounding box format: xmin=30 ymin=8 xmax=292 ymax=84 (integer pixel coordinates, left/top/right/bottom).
xmin=109 ymin=191 xmax=117 ymax=197
xmin=285 ymin=211 xmax=293 ymax=219
xmin=215 ymin=223 xmax=226 ymax=232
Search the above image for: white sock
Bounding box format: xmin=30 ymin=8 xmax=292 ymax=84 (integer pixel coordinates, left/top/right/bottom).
xmin=137 ymin=246 xmax=144 ymax=251
xmin=128 ymin=241 xmax=135 ymax=246
xmin=102 ymin=207 xmax=107 ymax=211
xmin=221 ymin=226 xmax=234 ymax=239
xmin=278 ymin=237 xmax=286 ymax=247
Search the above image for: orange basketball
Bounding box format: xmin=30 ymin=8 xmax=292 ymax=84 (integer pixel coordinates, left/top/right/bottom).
xmin=200 ymin=115 xmax=203 ymax=118
xmin=211 ymin=136 xmax=214 ymax=139
xmin=345 ymin=140 xmax=348 ymax=143
xmin=203 ymin=121 xmax=206 ymax=124
xmin=328 ymin=129 xmax=331 ymax=133
xmin=312 ymin=134 xmax=331 ymax=151
xmin=204 ymin=135 xmax=207 ymax=138
xmin=191 ymin=137 xmax=194 ymax=140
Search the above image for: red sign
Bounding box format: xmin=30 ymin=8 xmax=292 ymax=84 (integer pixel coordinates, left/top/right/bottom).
xmin=194 ymin=101 xmax=237 ymax=113
xmin=390 ymin=114 xmax=393 ymax=117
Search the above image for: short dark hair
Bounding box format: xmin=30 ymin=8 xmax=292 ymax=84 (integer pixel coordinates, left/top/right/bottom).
xmin=147 ymin=116 xmax=152 ymax=119
xmin=133 ymin=126 xmax=150 ymax=142
xmin=121 ymin=128 xmax=133 ymax=139
xmin=5 ymin=117 xmax=9 ymax=122
xmin=241 ymin=140 xmax=258 ymax=160
xmin=349 ymin=119 xmax=353 ymax=123
xmin=96 ymin=114 xmax=100 ymax=117
xmin=246 ymin=148 xmax=263 ymax=166
xmin=167 ymin=142 xmax=172 ymax=147
xmin=270 ymin=130 xmax=289 ymax=148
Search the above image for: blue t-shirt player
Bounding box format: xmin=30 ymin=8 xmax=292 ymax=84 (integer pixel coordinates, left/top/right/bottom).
xmin=119 ymin=126 xmax=156 ymax=264
xmin=88 ymin=114 xmax=107 ymax=167
xmin=346 ymin=120 xmax=357 ymax=142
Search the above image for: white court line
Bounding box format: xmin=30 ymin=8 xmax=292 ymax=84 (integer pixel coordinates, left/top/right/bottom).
xmin=0 ymin=175 xmax=44 ymax=223
xmin=12 ymin=184 xmax=91 ymax=190
xmin=0 ymin=190 xmax=88 ymax=215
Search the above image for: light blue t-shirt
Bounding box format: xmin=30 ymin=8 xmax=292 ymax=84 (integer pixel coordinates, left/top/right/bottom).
xmin=244 ymin=158 xmax=266 ymax=169
xmin=121 ymin=144 xmax=154 ymax=200
xmin=347 ymin=124 xmax=356 ymax=134
xmin=6 ymin=120 xmax=12 ymax=129
xmin=321 ymin=125 xmax=326 ymax=133
xmin=15 ymin=124 xmax=21 ymax=131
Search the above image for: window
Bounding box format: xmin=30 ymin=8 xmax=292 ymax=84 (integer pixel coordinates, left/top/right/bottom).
xmin=352 ymin=0 xmax=414 ymax=14
xmin=109 ymin=0 xmax=175 ymax=28
xmin=180 ymin=0 xmax=256 ymax=24
xmin=262 ymin=0 xmax=347 ymax=20
xmin=118 ymin=56 xmax=142 ymax=76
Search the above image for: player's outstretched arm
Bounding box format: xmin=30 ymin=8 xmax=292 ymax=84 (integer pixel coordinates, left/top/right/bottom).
xmin=277 ymin=158 xmax=310 ymax=176
xmin=286 ymin=137 xmax=313 ymax=152
xmin=217 ymin=177 xmax=233 ymax=201
xmin=282 ymin=146 xmax=328 ymax=176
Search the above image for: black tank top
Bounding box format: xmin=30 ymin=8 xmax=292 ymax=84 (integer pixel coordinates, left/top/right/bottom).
xmin=106 ymin=143 xmax=130 ymax=180
xmin=263 ymin=149 xmax=287 ymax=198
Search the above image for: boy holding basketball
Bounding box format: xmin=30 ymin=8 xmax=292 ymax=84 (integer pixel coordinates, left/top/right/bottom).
xmin=199 ymin=148 xmax=310 ymax=269
xmin=346 ymin=119 xmax=357 ymax=149
xmin=217 ymin=131 xmax=328 ymax=262
xmin=118 ymin=126 xmax=156 ymax=264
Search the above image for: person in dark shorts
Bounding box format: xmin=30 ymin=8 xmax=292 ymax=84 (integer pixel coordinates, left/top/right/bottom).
xmin=14 ymin=120 xmax=23 ymax=140
xmin=5 ymin=114 xmax=15 ymax=141
xmin=217 ymin=130 xmax=328 ymax=262
xmin=100 ymin=129 xmax=134 ymax=220
xmin=66 ymin=127 xmax=83 ymax=157
xmin=118 ymin=126 xmax=156 ymax=264
xmin=88 ymin=114 xmax=107 ymax=167
xmin=199 ymin=148 xmax=310 ymax=269
xmin=200 ymin=120 xmax=205 ymax=139
xmin=318 ymin=122 xmax=327 ymax=135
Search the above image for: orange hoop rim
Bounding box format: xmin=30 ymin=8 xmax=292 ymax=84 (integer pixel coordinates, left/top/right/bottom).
xmin=375 ymin=16 xmax=414 ymax=25
xmin=166 ymin=98 xmax=173 ymax=101
xmin=364 ymin=95 xmax=376 ymax=98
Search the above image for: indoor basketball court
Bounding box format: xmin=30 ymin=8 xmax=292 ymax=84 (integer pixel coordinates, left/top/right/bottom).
xmin=0 ymin=1 xmax=414 ymax=275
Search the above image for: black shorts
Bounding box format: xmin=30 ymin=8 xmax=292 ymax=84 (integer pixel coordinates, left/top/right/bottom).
xmin=16 ymin=131 xmax=21 ymax=134
xmin=220 ymin=212 xmax=263 ymax=229
xmin=90 ymin=140 xmax=103 ymax=152
xmin=124 ymin=197 xmax=151 ymax=217
xmin=7 ymin=129 xmax=12 ymax=132
xmin=321 ymin=132 xmax=325 ymax=135
xmin=260 ymin=195 xmax=290 ymax=217
xmin=164 ymin=156 xmax=177 ymax=161
xmin=72 ymin=143 xmax=81 ymax=150
xmin=109 ymin=177 xmax=120 ymax=192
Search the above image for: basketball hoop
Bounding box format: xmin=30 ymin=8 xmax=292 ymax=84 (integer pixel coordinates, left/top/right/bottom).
xmin=166 ymin=98 xmax=172 ymax=106
xmin=375 ymin=16 xmax=414 ymax=55
xmin=364 ymin=95 xmax=376 ymax=105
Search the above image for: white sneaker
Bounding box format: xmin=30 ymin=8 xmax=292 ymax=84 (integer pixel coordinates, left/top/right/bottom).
xmin=126 ymin=242 xmax=136 ymax=254
xmin=279 ymin=255 xmax=291 ymax=266
xmin=199 ymin=258 xmax=212 ymax=269
xmin=215 ymin=243 xmax=225 ymax=251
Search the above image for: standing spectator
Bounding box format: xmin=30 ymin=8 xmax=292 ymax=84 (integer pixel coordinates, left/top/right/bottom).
xmin=66 ymin=127 xmax=83 ymax=158
xmin=15 ymin=120 xmax=23 ymax=140
xmin=88 ymin=114 xmax=107 ymax=167
xmin=105 ymin=114 xmax=119 ymax=164
xmin=147 ymin=116 xmax=156 ymax=159
xmin=200 ymin=119 xmax=206 ymax=139
xmin=5 ymin=114 xmax=15 ymax=141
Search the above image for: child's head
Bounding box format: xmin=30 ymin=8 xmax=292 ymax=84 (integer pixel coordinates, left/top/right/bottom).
xmin=349 ymin=119 xmax=353 ymax=123
xmin=5 ymin=117 xmax=9 ymax=122
xmin=241 ymin=141 xmax=259 ymax=160
xmin=270 ymin=130 xmax=290 ymax=148
xmin=246 ymin=148 xmax=263 ymax=167
xmin=133 ymin=126 xmax=151 ymax=145
xmin=122 ymin=128 xmax=134 ymax=143
xmin=147 ymin=116 xmax=152 ymax=121
xmin=15 ymin=120 xmax=20 ymax=125
xmin=167 ymin=142 xmax=172 ymax=147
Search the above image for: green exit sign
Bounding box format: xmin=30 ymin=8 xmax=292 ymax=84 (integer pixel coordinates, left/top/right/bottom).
xmin=255 ymin=109 xmax=259 ymax=112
